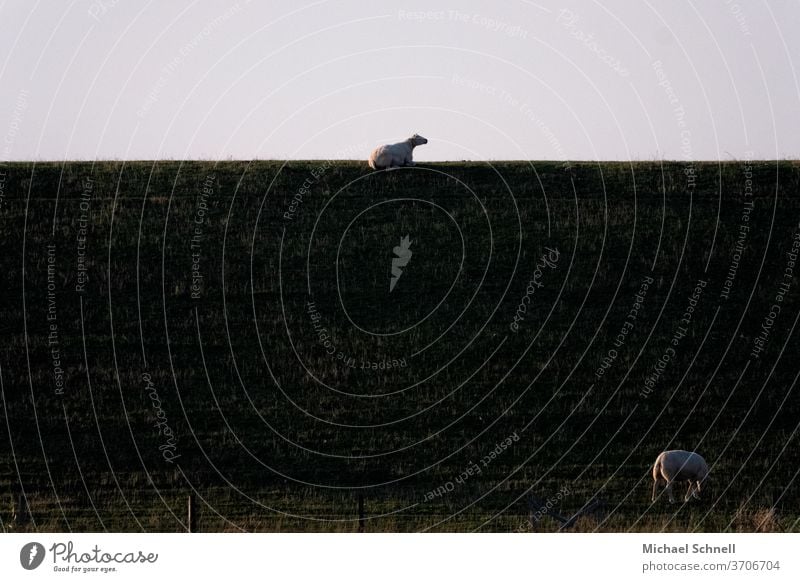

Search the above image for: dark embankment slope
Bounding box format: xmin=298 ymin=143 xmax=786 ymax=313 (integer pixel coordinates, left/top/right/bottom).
xmin=1 ymin=160 xmax=799 ymax=532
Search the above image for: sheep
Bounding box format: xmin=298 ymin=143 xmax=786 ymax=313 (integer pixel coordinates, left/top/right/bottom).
xmin=368 ymin=134 xmax=428 ymax=170
xmin=651 ymin=450 xmax=709 ymax=503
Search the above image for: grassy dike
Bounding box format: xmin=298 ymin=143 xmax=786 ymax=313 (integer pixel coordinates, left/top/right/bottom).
xmin=1 ymin=160 xmax=799 ymax=532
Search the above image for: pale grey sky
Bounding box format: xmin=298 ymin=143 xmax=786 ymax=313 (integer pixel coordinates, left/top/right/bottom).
xmin=1 ymin=0 xmax=798 ymax=161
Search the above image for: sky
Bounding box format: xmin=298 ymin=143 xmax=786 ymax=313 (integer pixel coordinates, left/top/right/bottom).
xmin=0 ymin=0 xmax=798 ymax=162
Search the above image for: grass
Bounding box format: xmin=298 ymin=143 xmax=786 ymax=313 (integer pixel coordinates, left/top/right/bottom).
xmin=1 ymin=159 xmax=799 ymax=532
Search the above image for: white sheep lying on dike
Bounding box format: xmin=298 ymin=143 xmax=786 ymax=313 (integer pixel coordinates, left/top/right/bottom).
xmin=652 ymin=450 xmax=709 ymax=503
xmin=368 ymin=133 xmax=428 ymax=170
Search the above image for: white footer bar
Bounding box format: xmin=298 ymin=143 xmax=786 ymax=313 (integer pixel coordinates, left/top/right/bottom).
xmin=2 ymin=533 xmax=798 ymax=581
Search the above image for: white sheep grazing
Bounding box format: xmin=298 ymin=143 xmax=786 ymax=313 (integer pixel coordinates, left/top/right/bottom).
xmin=652 ymin=450 xmax=709 ymax=503
xmin=368 ymin=134 xmax=428 ymax=170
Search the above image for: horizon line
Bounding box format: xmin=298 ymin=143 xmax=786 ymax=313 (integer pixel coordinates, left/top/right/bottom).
xmin=1 ymin=158 xmax=798 ymax=164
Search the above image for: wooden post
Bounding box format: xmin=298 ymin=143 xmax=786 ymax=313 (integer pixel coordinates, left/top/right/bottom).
xmin=357 ymin=494 xmax=365 ymax=533
xmin=13 ymin=492 xmax=30 ymax=527
xmin=526 ymin=511 xmax=539 ymax=532
xmin=188 ymin=493 xmax=197 ymax=533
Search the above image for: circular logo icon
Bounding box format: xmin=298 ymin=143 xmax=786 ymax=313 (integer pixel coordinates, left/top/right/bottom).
xmin=19 ymin=542 xmax=46 ymax=570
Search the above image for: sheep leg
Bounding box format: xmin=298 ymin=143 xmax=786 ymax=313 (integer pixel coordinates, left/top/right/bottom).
xmin=666 ymin=480 xmax=675 ymax=503
xmin=652 ymin=478 xmax=660 ymax=502
xmin=684 ymin=481 xmax=694 ymax=502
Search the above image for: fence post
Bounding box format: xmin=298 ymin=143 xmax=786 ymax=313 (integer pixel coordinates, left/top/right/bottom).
xmin=13 ymin=492 xmax=30 ymax=528
xmin=527 ymin=507 xmax=539 ymax=532
xmin=357 ymin=494 xmax=365 ymax=533
xmin=188 ymin=493 xmax=197 ymax=533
